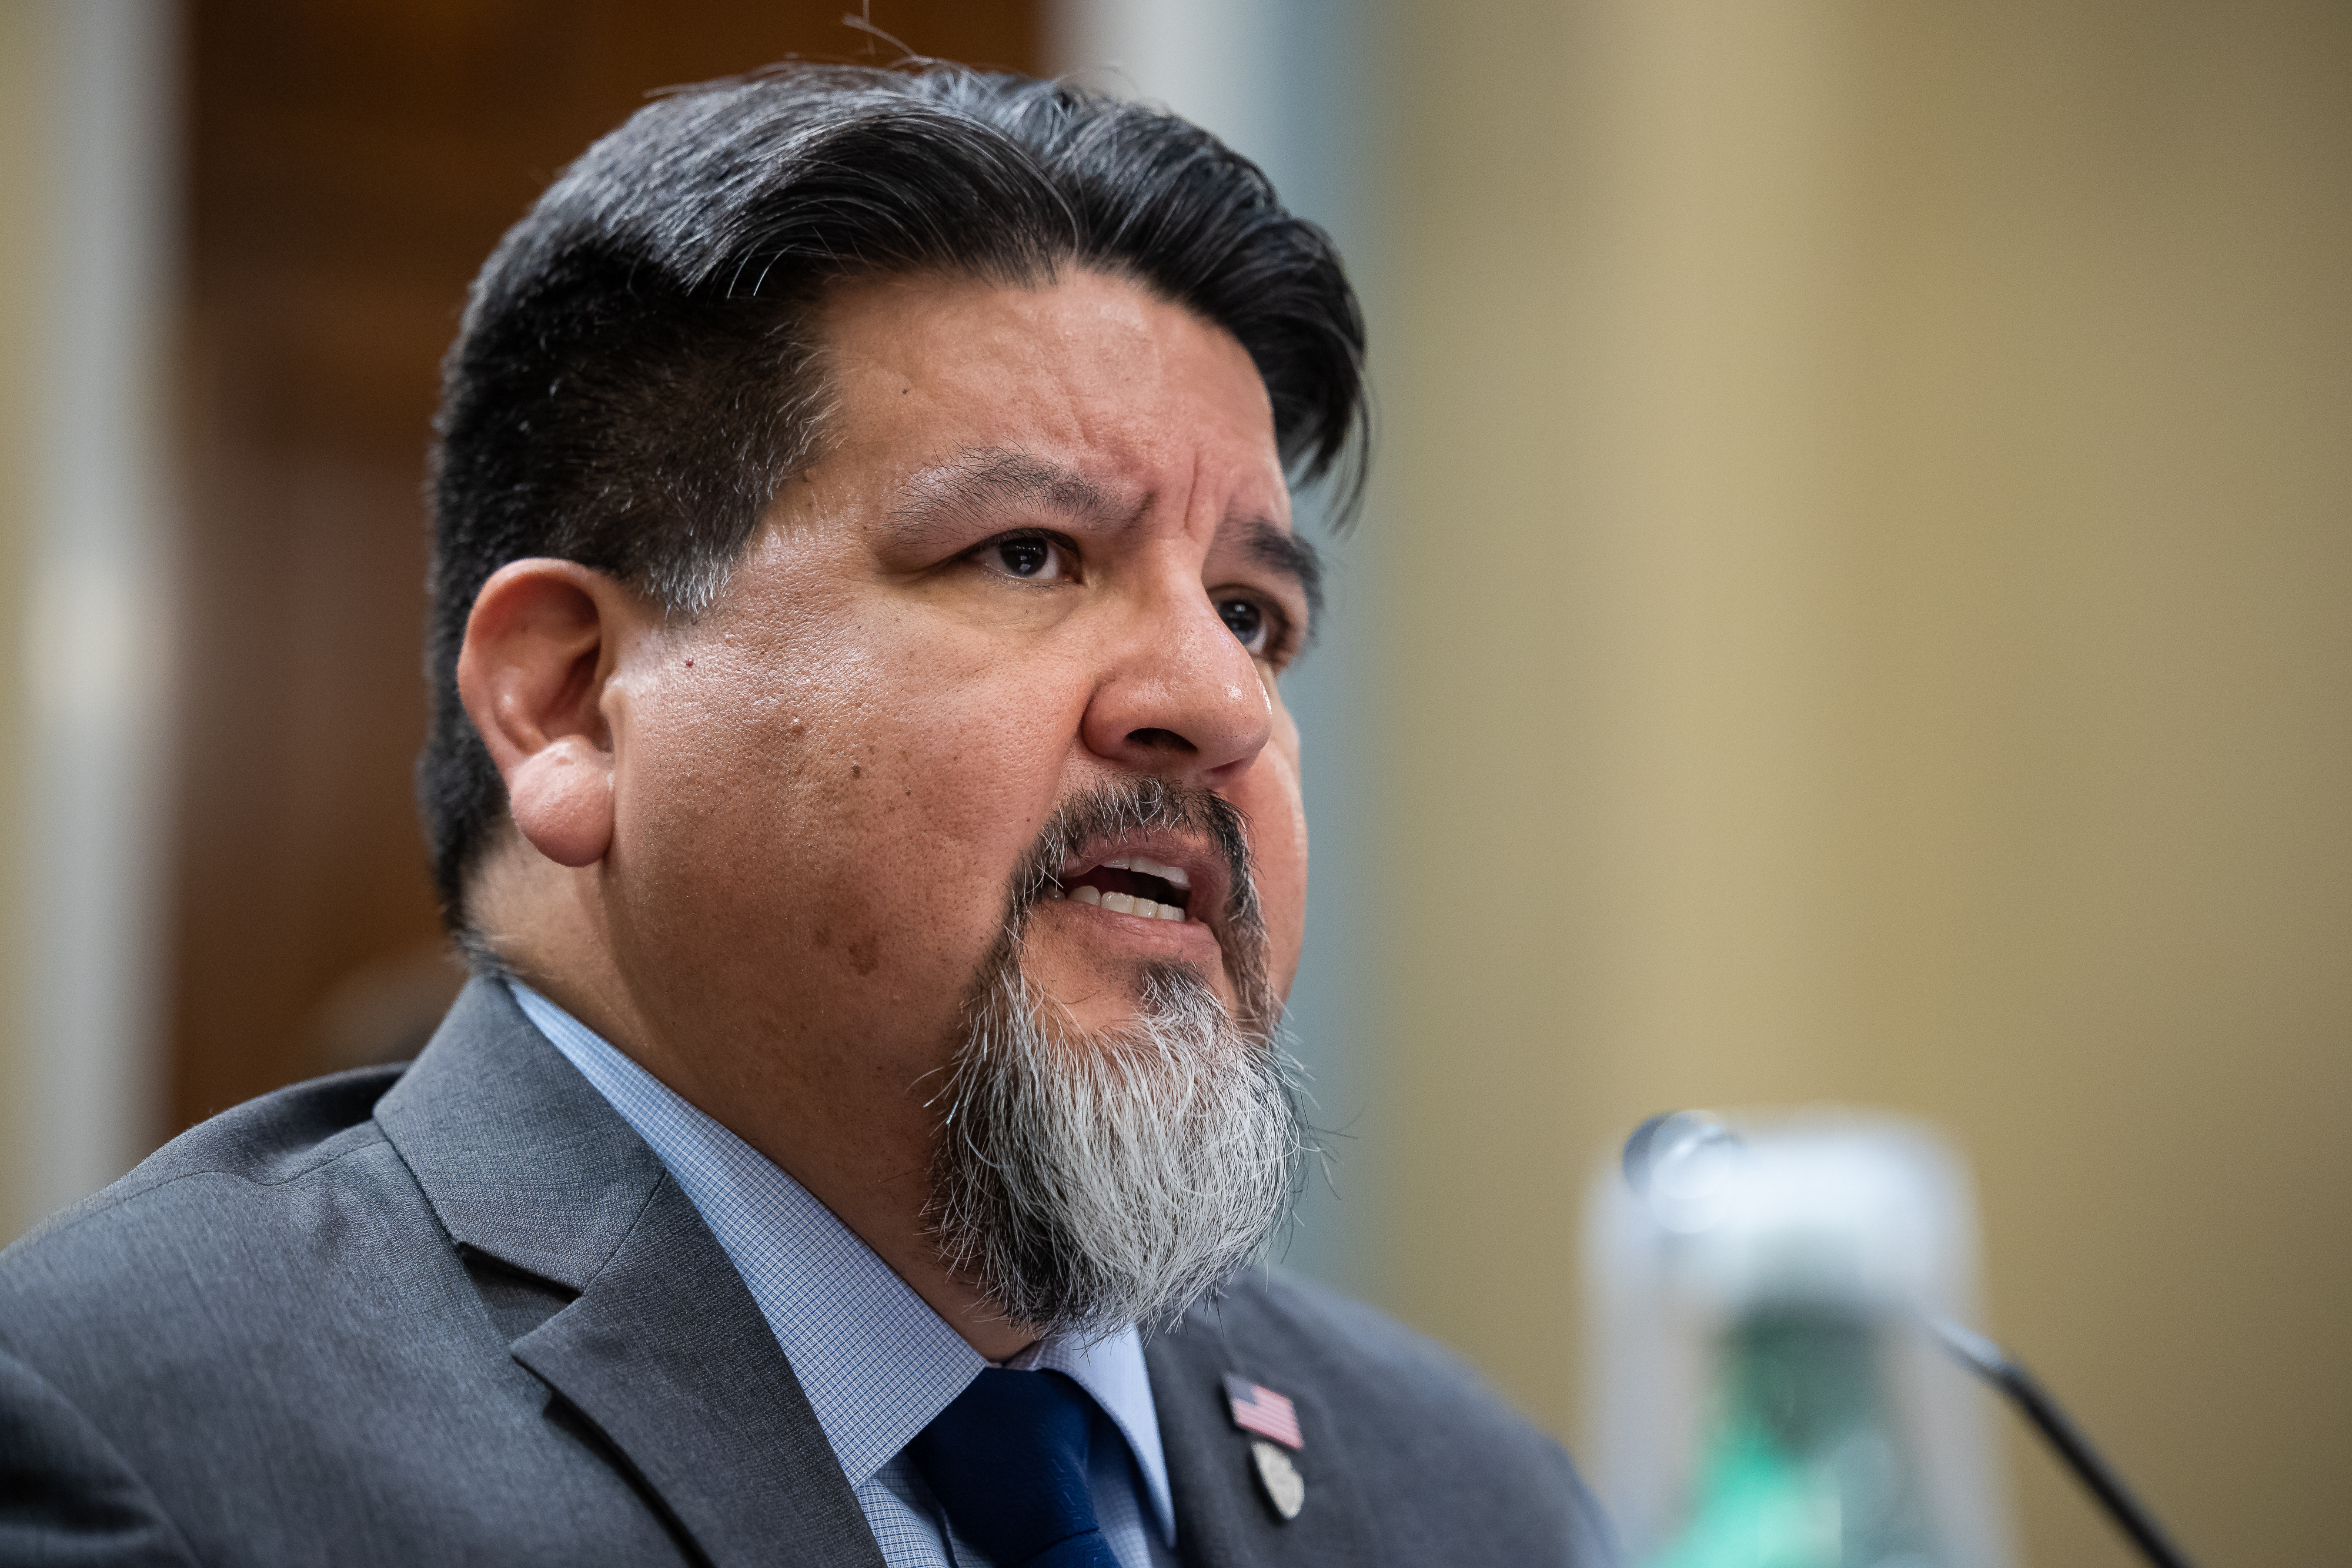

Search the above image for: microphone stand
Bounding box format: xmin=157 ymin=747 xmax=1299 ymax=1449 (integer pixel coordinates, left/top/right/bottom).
xmin=1925 ymin=1315 xmax=2201 ymax=1568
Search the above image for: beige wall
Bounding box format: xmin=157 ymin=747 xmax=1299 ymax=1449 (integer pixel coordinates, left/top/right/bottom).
xmin=1369 ymin=2 xmax=2352 ymax=1564
xmin=0 ymin=1 xmax=51 ymax=1242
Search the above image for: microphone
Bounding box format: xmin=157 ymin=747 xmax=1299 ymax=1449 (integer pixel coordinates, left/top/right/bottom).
xmin=1622 ymin=1112 xmax=2201 ymax=1568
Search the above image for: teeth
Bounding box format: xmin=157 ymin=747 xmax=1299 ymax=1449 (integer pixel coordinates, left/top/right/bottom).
xmin=1125 ymin=854 xmax=1191 ymax=890
xmin=1065 ymin=884 xmax=1192 ymax=922
xmin=1078 ymin=852 xmax=1195 ymax=890
xmin=1045 ymin=883 xmax=1065 ymax=900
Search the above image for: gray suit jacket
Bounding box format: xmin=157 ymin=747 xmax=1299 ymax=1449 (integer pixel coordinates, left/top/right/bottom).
xmin=0 ymin=978 xmax=1615 ymax=1566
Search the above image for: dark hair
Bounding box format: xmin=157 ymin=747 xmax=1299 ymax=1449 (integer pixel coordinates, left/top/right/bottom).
xmin=421 ymin=63 xmax=1369 ymax=928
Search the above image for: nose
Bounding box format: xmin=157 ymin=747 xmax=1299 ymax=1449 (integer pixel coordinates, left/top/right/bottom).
xmin=1080 ymin=566 xmax=1273 ymax=786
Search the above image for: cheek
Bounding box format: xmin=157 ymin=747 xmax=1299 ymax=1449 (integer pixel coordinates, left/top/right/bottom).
xmin=853 ymin=624 xmax=1089 ymax=896
xmin=608 ymin=651 xmax=884 ymax=980
xmin=606 ymin=611 xmax=1087 ymax=1030
xmin=1241 ymin=712 xmax=1310 ymax=1000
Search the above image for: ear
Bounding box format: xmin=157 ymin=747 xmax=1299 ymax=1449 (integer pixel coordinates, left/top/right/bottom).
xmin=455 ymin=560 xmax=639 ymax=869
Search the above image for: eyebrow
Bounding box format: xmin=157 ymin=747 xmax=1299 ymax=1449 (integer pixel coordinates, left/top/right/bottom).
xmin=892 ymin=444 xmax=1324 ymax=630
xmin=1244 ymin=515 xmax=1325 ymax=634
xmin=890 ymin=447 xmax=1137 ymax=542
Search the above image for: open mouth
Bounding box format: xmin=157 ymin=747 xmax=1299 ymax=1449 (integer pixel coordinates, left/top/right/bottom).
xmin=1045 ymin=853 xmax=1194 ymax=923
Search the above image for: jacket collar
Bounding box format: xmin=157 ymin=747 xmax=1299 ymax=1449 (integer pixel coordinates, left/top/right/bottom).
xmin=376 ymin=977 xmax=886 ymax=1568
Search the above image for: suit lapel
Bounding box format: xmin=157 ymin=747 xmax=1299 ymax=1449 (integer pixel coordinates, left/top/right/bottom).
xmin=512 ymin=1175 xmax=886 ymax=1568
xmin=377 ymin=978 xmax=885 ymax=1568
xmin=1146 ymin=1303 xmax=1384 ymax=1567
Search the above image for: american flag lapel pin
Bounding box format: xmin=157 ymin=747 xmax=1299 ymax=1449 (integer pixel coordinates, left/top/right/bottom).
xmin=1223 ymin=1373 xmax=1305 ymax=1520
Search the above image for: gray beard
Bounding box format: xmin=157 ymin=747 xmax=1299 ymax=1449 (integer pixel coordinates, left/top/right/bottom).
xmin=926 ymin=781 xmax=1304 ymax=1341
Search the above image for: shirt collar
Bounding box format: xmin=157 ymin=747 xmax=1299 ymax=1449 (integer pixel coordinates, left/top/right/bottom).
xmin=509 ymin=982 xmax=1175 ymax=1543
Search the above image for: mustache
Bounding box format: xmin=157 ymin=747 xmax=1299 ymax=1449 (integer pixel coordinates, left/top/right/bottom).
xmin=1003 ymin=777 xmax=1269 ymax=1021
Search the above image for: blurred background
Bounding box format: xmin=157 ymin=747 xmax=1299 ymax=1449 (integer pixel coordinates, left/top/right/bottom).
xmin=1 ymin=2 xmax=2346 ymax=1564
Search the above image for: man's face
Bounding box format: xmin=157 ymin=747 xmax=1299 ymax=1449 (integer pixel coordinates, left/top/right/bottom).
xmin=597 ymin=268 xmax=1311 ymax=1188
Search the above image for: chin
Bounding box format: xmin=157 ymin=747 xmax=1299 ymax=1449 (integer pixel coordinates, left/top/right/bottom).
xmin=1018 ymin=906 xmax=1241 ymax=1029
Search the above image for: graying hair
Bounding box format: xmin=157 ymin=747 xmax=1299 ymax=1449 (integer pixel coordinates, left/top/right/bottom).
xmin=927 ymin=781 xmax=1302 ymax=1338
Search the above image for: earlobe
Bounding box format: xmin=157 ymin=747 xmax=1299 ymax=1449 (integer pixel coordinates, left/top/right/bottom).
xmin=507 ymin=734 xmax=614 ymax=867
xmin=455 ymin=559 xmax=632 ymax=871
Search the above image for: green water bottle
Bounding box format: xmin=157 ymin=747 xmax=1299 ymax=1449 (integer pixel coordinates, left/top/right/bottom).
xmin=1588 ymin=1112 xmax=2007 ymax=1568
xmin=1650 ymin=1303 xmax=1935 ymax=1568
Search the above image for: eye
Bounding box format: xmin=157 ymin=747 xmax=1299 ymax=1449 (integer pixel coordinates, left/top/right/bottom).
xmin=1218 ymin=596 xmax=1270 ymax=655
xmin=978 ymin=531 xmax=1076 ymax=583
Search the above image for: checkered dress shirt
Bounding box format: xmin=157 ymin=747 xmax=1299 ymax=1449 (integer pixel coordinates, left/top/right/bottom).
xmin=512 ymin=984 xmax=1180 ymax=1568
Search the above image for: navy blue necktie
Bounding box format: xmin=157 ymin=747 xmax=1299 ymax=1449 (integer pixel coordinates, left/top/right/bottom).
xmin=907 ymin=1368 xmax=1124 ymax=1568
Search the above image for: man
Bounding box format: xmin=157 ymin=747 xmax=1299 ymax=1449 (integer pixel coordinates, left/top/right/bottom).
xmin=0 ymin=66 xmax=1615 ymax=1566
